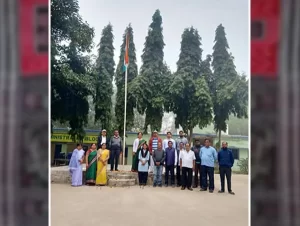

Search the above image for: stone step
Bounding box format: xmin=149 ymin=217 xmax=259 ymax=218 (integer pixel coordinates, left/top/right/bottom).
xmin=108 ymin=178 xmax=136 ymax=187
xmin=107 ymin=173 xmax=136 ymax=180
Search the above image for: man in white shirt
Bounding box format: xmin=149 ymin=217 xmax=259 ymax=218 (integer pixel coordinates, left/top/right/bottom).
xmin=162 ymin=131 xmax=176 ymax=150
xmin=179 ymin=143 xmax=195 ymax=191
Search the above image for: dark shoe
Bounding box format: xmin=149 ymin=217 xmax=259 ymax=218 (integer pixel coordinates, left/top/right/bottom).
xmin=192 ymin=185 xmax=197 ymax=188
xmin=229 ymin=191 xmax=235 ymax=195
xmin=115 ymin=169 xmax=119 ymax=171
xmin=153 ymin=184 xmax=157 ymax=187
xmin=181 ymin=187 xmax=186 ymax=190
xmin=188 ymin=187 xmax=193 ymax=191
xmin=209 ymin=190 xmax=213 ymax=193
xmin=200 ymin=188 xmax=207 ymax=191
xmin=158 ymin=184 xmax=162 ymax=187
xmin=218 ymin=190 xmax=225 ymax=193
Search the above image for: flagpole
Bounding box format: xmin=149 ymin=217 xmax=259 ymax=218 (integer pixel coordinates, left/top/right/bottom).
xmin=122 ymin=66 xmax=128 ymax=166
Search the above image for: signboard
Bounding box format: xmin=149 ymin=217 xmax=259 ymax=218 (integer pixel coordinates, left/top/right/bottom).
xmin=51 ymin=133 xmax=98 ymax=144
xmin=20 ymin=0 xmax=48 ymax=76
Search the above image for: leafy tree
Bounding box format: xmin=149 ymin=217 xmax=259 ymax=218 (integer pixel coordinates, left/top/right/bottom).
xmin=94 ymin=24 xmax=115 ymax=133
xmin=51 ymin=0 xmax=94 ymax=141
xmin=131 ymin=9 xmax=166 ymax=133
xmin=165 ymin=27 xmax=213 ymax=140
xmin=211 ymin=24 xmax=248 ymax=147
xmin=115 ymin=25 xmax=138 ymax=134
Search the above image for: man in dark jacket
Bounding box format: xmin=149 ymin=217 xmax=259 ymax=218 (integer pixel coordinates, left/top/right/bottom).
xmin=191 ymin=138 xmax=202 ymax=188
xmin=97 ymin=129 xmax=110 ymax=149
xmin=164 ymin=141 xmax=177 ymax=187
xmin=152 ymin=142 xmax=165 ymax=187
xmin=218 ymin=141 xmax=235 ymax=195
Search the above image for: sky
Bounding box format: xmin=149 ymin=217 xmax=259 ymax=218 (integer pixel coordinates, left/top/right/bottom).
xmin=78 ymin=0 xmax=249 ymax=74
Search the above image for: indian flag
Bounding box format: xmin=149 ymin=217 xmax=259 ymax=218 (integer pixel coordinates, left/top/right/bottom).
xmin=123 ymin=33 xmax=129 ymax=72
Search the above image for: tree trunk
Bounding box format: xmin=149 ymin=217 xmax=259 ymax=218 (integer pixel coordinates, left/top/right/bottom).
xmin=217 ymin=129 xmax=221 ymax=149
xmin=188 ymin=127 xmax=193 ymax=144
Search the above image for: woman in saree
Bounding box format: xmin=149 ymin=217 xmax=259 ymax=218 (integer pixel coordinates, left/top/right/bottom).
xmin=69 ymin=143 xmax=85 ymax=186
xmin=131 ymin=132 xmax=146 ymax=172
xmin=85 ymin=143 xmax=98 ymax=185
xmin=96 ymin=143 xmax=110 ymax=186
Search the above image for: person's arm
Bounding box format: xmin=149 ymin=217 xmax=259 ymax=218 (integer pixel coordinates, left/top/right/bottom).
xmin=213 ymin=148 xmax=218 ymax=161
xmin=152 ymin=150 xmax=156 ymax=163
xmin=146 ymin=151 xmax=150 ymax=162
xmin=217 ymin=151 xmax=221 ymax=163
xmin=109 ymin=138 xmax=112 ymax=149
xmin=161 ymin=150 xmax=166 ymax=165
xmin=120 ymin=138 xmax=123 ymax=153
xmin=148 ymin=138 xmax=152 ymax=154
xmin=85 ymin=150 xmax=90 ymax=167
xmin=193 ymin=154 xmax=196 ymax=170
xmin=138 ymin=150 xmax=142 ymax=162
xmin=174 ymin=149 xmax=177 ymax=166
xmin=230 ymin=151 xmax=234 ymax=167
xmin=105 ymin=151 xmax=110 ymax=162
xmin=133 ymin=139 xmax=138 ymax=154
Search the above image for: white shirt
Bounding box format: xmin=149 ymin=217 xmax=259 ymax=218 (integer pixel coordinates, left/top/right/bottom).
xmin=163 ymin=138 xmax=176 ymax=150
xmin=179 ymin=150 xmax=196 ymax=169
xmin=133 ymin=138 xmax=140 ymax=153
xmin=101 ymin=136 xmax=106 ymax=145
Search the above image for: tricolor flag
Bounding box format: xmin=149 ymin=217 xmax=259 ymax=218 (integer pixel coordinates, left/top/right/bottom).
xmin=123 ymin=33 xmax=129 ymax=72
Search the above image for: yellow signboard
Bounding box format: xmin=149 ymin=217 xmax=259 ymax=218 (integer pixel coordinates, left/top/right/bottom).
xmin=51 ymin=133 xmax=98 ymax=144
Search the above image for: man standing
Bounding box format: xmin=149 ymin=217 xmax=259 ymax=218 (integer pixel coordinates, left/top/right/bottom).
xmin=218 ymin=141 xmax=235 ymax=195
xmin=162 ymin=132 xmax=176 ymax=150
xmin=176 ymin=142 xmax=185 ymax=187
xmin=200 ymin=138 xmax=217 ymax=193
xmin=191 ymin=138 xmax=202 ymax=188
xmin=164 ymin=141 xmax=177 ymax=187
xmin=179 ymin=143 xmax=195 ymax=191
xmin=109 ymin=130 xmax=123 ymax=171
xmin=176 ymin=130 xmax=188 ymax=150
xmin=152 ymin=142 xmax=165 ymax=187
xmin=148 ymin=130 xmax=162 ymax=173
xmin=97 ymin=129 xmax=110 ymax=150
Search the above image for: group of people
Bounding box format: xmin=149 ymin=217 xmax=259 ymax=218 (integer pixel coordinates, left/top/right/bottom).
xmin=69 ymin=129 xmax=122 ymax=186
xmin=132 ymin=130 xmax=235 ymax=194
xmin=68 ymin=129 xmax=235 ymax=194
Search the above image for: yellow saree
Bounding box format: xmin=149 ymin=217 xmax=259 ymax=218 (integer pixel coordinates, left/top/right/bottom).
xmin=96 ymin=149 xmax=110 ymax=185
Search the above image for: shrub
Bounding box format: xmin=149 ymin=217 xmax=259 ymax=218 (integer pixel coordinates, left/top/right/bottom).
xmin=237 ymin=158 xmax=248 ymax=174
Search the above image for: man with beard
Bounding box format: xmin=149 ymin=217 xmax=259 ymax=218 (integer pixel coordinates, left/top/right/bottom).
xmin=218 ymin=141 xmax=235 ymax=195
xmin=191 ymin=138 xmax=202 ymax=188
xmin=176 ymin=130 xmax=188 ymax=150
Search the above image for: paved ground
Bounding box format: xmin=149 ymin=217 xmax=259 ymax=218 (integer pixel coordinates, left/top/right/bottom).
xmin=51 ymin=175 xmax=248 ymax=226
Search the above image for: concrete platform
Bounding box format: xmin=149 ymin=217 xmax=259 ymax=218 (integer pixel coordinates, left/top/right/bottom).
xmin=52 ymin=164 xmax=206 ymax=186
xmin=51 ymin=174 xmax=249 ymax=226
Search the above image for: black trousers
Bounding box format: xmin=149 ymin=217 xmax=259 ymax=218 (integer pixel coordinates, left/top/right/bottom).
xmin=201 ymin=165 xmax=214 ymax=190
xmin=176 ymin=165 xmax=181 ymax=186
xmin=182 ymin=167 xmax=193 ymax=188
xmin=219 ymin=167 xmax=232 ymax=192
xmin=194 ymin=163 xmax=202 ymax=187
xmin=138 ymin=172 xmax=148 ymax=185
xmin=165 ymin=165 xmax=175 ymax=185
xmin=110 ymin=149 xmax=120 ymax=170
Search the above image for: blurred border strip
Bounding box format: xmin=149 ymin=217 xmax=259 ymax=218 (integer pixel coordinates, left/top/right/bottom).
xmin=0 ymin=0 xmax=20 ymax=225
xmin=279 ymin=0 xmax=300 ymax=225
